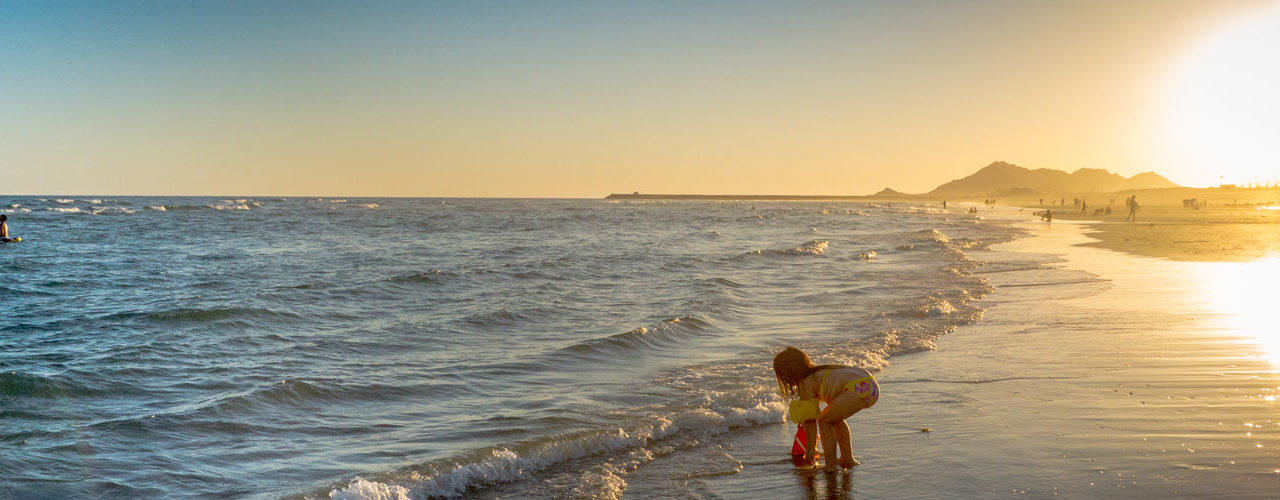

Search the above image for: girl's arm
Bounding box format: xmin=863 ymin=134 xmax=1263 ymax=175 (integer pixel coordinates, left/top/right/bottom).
xmin=803 ymin=419 xmax=819 ymax=464
xmin=803 ymin=376 xmax=820 ymax=464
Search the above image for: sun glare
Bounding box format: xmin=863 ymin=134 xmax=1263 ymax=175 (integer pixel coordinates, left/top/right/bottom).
xmin=1166 ymin=7 xmax=1280 ymax=187
xmin=1198 ymin=258 xmax=1280 ymax=367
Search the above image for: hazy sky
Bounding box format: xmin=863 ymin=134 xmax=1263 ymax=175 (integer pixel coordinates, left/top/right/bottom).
xmin=2 ymin=0 xmax=1276 ymax=196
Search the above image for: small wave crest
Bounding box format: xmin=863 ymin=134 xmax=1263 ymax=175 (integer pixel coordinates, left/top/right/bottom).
xmin=0 ymin=371 xmax=105 ymax=398
xmin=208 ymin=203 xmax=252 ymax=211
xmin=90 ymin=206 xmax=135 ymax=215
xmin=563 ymin=316 xmax=712 ymax=356
xmin=387 ymin=270 xmax=451 ymax=284
xmin=749 ymin=239 xmax=828 ymax=257
xmin=462 ymin=307 xmax=558 ymax=328
xmin=107 ymin=307 xmax=301 ymax=325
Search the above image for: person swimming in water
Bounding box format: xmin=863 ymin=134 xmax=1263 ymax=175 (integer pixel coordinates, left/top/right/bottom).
xmin=774 ymin=346 xmax=879 ymax=468
xmin=0 ymin=214 xmax=11 ymax=242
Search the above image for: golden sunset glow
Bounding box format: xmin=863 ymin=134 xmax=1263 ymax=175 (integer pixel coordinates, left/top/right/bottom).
xmin=3 ymin=1 xmax=1278 ymax=196
xmin=1164 ymin=5 xmax=1280 ymax=188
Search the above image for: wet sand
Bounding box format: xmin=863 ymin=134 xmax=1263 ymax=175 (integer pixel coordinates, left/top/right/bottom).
xmin=622 ymin=216 xmax=1280 ymax=498
xmin=1022 ymin=203 xmax=1280 ymax=262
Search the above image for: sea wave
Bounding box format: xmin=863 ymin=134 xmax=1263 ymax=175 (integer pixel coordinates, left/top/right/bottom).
xmin=462 ymin=307 xmax=559 ymax=328
xmin=322 ymin=394 xmax=783 ymax=500
xmin=749 ymin=239 xmax=829 ymax=257
xmin=208 ymin=203 xmax=252 ymax=211
xmin=562 ymin=316 xmax=712 ymax=356
xmin=105 ymin=307 xmax=302 ymax=325
xmin=0 ymin=371 xmax=111 ymax=399
xmin=387 ymin=270 xmax=452 ymax=284
xmin=90 ymin=206 xmax=135 ymax=215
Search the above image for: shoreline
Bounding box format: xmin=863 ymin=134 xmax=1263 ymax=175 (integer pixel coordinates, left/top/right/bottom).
xmin=604 ymin=193 xmax=921 ymax=201
xmin=1017 ymin=204 xmax=1280 ymax=262
xmin=655 ymin=212 xmax=1280 ymax=498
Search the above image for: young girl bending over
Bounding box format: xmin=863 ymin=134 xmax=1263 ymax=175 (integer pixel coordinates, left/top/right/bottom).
xmin=774 ymin=346 xmax=879 ymax=468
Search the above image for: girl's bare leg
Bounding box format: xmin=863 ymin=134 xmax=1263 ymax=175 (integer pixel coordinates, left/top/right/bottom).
xmin=819 ymin=391 xmax=869 ymax=467
xmin=834 ymin=419 xmax=856 ymax=466
xmin=819 ymin=420 xmax=838 ymax=468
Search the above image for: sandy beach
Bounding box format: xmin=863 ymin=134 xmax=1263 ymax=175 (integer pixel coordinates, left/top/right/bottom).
xmin=1017 ymin=188 xmax=1280 ymax=262
xmin=606 ymin=213 xmax=1280 ymax=498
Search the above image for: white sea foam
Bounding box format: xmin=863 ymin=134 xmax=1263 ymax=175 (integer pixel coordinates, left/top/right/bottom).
xmin=53 ymin=198 xmax=74 ymax=204
xmin=90 ymin=207 xmax=135 ymax=215
xmin=330 ymin=478 xmax=412 ymax=500
xmin=751 ymin=239 xmax=829 ymax=256
xmin=208 ymin=203 xmax=251 ymax=211
xmin=358 ymin=203 xmax=379 ymax=209
xmin=326 ymin=396 xmax=785 ymax=500
xmin=146 ymin=205 xmax=167 ymax=211
xmin=47 ymin=207 xmax=82 ymax=213
xmin=80 ymin=199 xmax=102 ymax=204
xmin=913 ymin=296 xmax=958 ymax=316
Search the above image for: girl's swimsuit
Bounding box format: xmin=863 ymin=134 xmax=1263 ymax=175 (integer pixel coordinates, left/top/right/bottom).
xmin=817 ymin=368 xmax=879 ymax=407
xmin=787 ymin=368 xmax=879 ymax=423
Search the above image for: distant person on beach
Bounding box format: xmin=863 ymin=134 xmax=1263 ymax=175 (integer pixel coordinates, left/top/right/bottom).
xmin=0 ymin=214 xmax=10 ymax=242
xmin=1041 ymin=209 xmax=1052 ymax=222
xmin=774 ymin=346 xmax=878 ymax=468
xmin=1126 ymin=195 xmax=1139 ymax=222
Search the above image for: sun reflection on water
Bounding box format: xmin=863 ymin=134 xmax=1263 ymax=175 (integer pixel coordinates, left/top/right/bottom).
xmin=1199 ymin=257 xmax=1280 ymax=366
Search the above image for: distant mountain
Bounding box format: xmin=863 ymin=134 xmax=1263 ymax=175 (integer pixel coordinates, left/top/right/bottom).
xmin=928 ymin=161 xmax=1179 ymax=197
xmin=872 ymin=187 xmax=908 ymax=197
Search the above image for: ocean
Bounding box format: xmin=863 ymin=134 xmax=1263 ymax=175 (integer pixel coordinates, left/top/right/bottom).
xmin=1 ymin=197 xmax=1027 ymax=499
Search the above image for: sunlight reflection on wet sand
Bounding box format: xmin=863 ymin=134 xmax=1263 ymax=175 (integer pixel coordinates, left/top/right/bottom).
xmin=1197 ymin=257 xmax=1280 ymax=368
